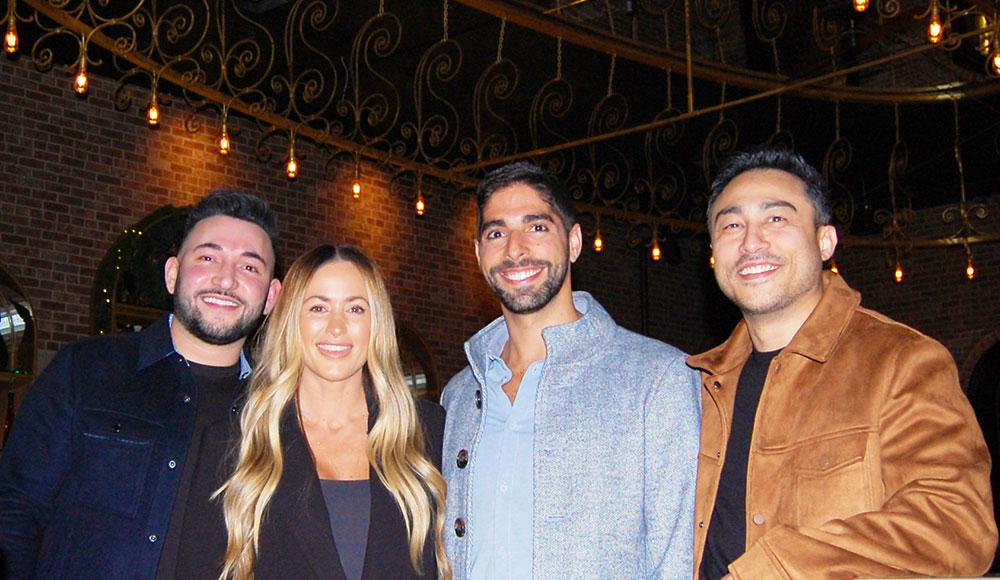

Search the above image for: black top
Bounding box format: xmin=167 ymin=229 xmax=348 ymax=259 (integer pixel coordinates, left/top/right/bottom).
xmin=171 ymin=397 xmax=445 ymax=580
xmin=699 ymin=349 xmax=780 ymax=580
xmin=321 ymin=479 xmax=372 ymax=580
xmin=154 ymin=361 xmax=241 ymax=580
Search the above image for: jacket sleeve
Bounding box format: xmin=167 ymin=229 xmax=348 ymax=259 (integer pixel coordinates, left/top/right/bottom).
xmin=729 ymin=337 xmax=997 ymax=580
xmin=645 ymin=353 xmax=702 ymax=580
xmin=0 ymin=346 xmax=78 ymax=579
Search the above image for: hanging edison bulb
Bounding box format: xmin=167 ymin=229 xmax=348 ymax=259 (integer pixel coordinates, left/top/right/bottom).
xmin=990 ymin=48 xmax=1000 ymax=75
xmin=651 ymin=239 xmax=661 ymax=261
xmin=286 ymin=156 xmax=297 ymax=179
xmin=74 ymin=57 xmax=89 ymax=94
xmin=593 ymin=230 xmax=603 ymax=253
xmin=893 ymin=261 xmax=903 ymax=283
xmin=830 ymin=258 xmax=839 ymax=274
xmin=709 ymin=255 xmax=715 ymax=269
xmin=852 ymin=0 xmax=868 ymax=12
xmin=415 ymin=193 xmax=426 ymax=216
xmin=4 ymin=14 xmax=17 ymax=54
xmin=966 ymin=244 xmax=976 ymax=280
xmin=218 ymin=129 xmax=230 ymax=155
xmin=352 ymin=161 xmax=361 ymax=199
xmin=147 ymin=96 xmax=159 ymax=126
xmin=927 ymin=4 xmax=943 ymax=44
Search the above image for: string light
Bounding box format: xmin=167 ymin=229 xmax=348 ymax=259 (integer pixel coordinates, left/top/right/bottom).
xmin=852 ymin=0 xmax=868 ymax=12
xmin=4 ymin=13 xmax=17 ymax=54
xmin=893 ymin=261 xmax=903 ymax=283
xmin=74 ymin=56 xmax=88 ymax=94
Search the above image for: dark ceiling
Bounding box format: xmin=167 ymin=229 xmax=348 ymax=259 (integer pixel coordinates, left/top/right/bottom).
xmin=7 ymin=0 xmax=1000 ymax=241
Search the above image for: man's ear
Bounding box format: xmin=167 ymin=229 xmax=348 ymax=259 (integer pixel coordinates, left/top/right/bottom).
xmin=568 ymin=223 xmax=582 ymax=263
xmin=263 ymin=279 xmax=282 ymax=316
xmin=474 ymin=238 xmax=482 ymax=269
xmin=164 ymin=256 xmax=179 ymax=295
xmin=817 ymin=224 xmax=838 ymax=261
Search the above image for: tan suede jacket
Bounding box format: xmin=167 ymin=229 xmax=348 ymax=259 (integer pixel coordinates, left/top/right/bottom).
xmin=687 ymin=272 xmax=996 ymax=580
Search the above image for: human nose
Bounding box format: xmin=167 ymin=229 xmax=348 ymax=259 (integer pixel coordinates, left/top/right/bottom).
xmin=505 ymin=230 xmax=528 ymax=261
xmin=325 ymin=311 xmax=346 ymax=336
xmin=212 ymin=261 xmax=238 ymax=290
xmin=739 ymin=222 xmax=768 ymax=255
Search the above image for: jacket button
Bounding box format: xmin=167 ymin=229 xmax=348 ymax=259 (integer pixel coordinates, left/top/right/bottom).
xmin=148 ymin=534 xmax=158 ymax=543
xmin=474 ymin=390 xmax=482 ymax=409
xmin=167 ymin=460 xmax=177 ymax=469
xmin=752 ymin=513 xmax=765 ymax=525
xmin=454 ymin=518 xmax=466 ymax=537
xmin=698 ymin=521 xmax=704 ymax=528
xmin=182 ymin=394 xmax=192 ymax=403
xmin=111 ymin=423 xmax=122 ymax=433
xmin=457 ymin=449 xmax=469 ymax=469
xmin=712 ymin=381 xmax=721 ymax=389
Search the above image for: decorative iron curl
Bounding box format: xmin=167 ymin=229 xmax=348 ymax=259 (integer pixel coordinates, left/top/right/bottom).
xmin=823 ymin=137 xmax=855 ymax=225
xmin=337 ymin=10 xmax=401 ymax=144
xmin=701 ymin=116 xmax=739 ymax=188
xmin=400 ymin=37 xmax=462 ymax=165
xmin=876 ymin=0 xmax=901 ymax=19
xmin=752 ymin=0 xmax=787 ymax=43
xmin=811 ymin=5 xmax=840 ymax=54
xmin=461 ymin=58 xmax=519 ymax=164
xmin=694 ymin=0 xmax=733 ymax=30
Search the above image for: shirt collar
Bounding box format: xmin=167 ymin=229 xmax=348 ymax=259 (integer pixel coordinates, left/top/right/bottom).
xmin=137 ymin=314 xmax=251 ymax=379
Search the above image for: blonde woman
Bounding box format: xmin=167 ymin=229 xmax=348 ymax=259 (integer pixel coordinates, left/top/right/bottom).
xmin=175 ymin=244 xmax=450 ymax=580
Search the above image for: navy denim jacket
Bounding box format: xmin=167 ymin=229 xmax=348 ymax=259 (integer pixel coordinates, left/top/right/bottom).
xmin=0 ymin=316 xmax=247 ymax=580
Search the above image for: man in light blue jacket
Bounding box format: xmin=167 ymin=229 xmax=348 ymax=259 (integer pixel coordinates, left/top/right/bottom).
xmin=441 ymin=161 xmax=701 ymax=580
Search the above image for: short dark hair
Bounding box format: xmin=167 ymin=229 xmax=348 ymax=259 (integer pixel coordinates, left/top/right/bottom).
xmin=708 ymin=147 xmax=832 ymax=226
xmin=180 ymin=189 xmax=279 ymax=258
xmin=476 ymin=161 xmax=576 ymax=236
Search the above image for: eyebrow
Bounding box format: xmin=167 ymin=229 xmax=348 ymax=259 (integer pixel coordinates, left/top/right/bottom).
xmin=481 ymin=213 xmax=556 ymax=232
xmin=192 ymin=242 xmax=267 ymax=265
xmin=713 ymin=200 xmax=798 ymax=224
xmin=305 ymin=295 xmax=370 ymax=304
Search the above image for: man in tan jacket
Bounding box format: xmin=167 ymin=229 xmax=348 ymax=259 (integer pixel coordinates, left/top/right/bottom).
xmin=688 ymin=146 xmax=996 ymax=580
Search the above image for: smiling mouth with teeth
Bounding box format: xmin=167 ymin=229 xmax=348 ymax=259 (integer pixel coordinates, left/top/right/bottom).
xmin=317 ymin=344 xmax=351 ymax=352
xmin=503 ymin=268 xmax=542 ymax=281
xmin=739 ymin=264 xmax=778 ymax=275
xmin=202 ymin=296 xmax=241 ymax=307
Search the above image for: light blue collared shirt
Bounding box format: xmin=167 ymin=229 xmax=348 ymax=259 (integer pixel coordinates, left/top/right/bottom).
xmin=470 ymin=328 xmax=542 ymax=580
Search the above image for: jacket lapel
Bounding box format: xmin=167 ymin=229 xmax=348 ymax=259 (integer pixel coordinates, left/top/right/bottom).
xmin=273 ymin=410 xmax=348 ymax=580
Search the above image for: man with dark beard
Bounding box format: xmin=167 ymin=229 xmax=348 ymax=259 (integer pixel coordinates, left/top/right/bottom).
xmin=0 ymin=191 xmax=281 ymax=580
xmin=441 ymin=162 xmax=701 ymax=580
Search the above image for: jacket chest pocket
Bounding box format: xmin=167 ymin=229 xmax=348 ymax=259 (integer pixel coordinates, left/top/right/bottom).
xmin=788 ymin=430 xmax=874 ymax=528
xmin=74 ymin=409 xmax=162 ymax=518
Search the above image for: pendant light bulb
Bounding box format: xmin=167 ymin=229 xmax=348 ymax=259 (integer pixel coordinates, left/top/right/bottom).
xmin=593 ymin=231 xmax=603 ymax=253
xmin=651 ymin=239 xmax=661 ymax=262
xmin=927 ymin=6 xmax=943 ymax=44
xmin=74 ymin=59 xmax=88 ymax=94
xmin=218 ymin=129 xmax=230 ymax=155
xmin=853 ymin=0 xmax=868 ymax=12
xmin=147 ymin=97 xmax=159 ymax=126
xmin=990 ymin=49 xmax=1000 ymax=75
xmin=415 ymin=193 xmax=426 ymax=216
xmin=709 ymin=255 xmax=715 ymax=269
xmin=830 ymin=259 xmax=839 ymax=274
xmin=352 ymin=162 xmax=361 ymax=199
xmin=966 ymin=258 xmax=975 ymax=280
xmin=4 ymin=15 xmax=17 ymax=54
xmin=286 ymin=156 xmax=297 ymax=179
xmin=893 ymin=262 xmax=903 ymax=283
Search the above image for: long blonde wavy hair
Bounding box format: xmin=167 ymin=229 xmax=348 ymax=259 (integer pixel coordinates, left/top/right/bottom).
xmin=215 ymin=244 xmax=450 ymax=580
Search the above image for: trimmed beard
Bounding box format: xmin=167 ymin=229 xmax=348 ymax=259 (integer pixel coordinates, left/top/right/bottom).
xmin=173 ymin=279 xmax=266 ymax=346
xmin=485 ymin=255 xmax=569 ymax=315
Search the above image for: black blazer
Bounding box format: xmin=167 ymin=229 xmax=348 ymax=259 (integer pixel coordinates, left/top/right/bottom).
xmin=173 ymin=398 xmax=445 ymax=580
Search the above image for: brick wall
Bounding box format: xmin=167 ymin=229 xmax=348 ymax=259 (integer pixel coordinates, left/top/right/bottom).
xmin=2 ymin=54 xmax=998 ymax=389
